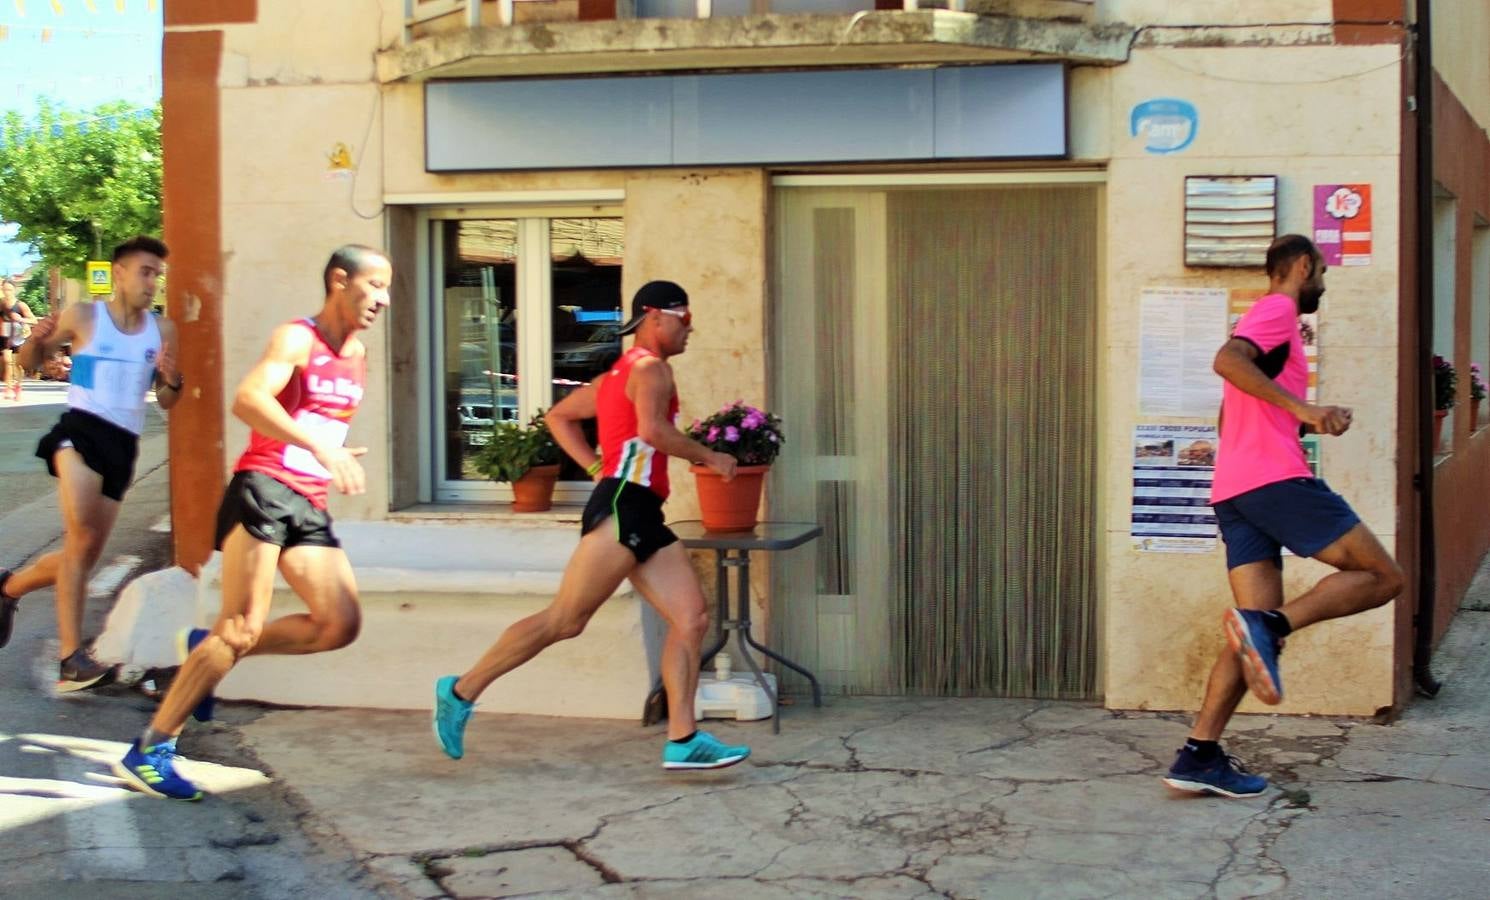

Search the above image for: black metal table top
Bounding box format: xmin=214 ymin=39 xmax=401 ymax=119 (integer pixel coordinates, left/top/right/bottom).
xmin=668 ymin=520 xmax=823 ymax=552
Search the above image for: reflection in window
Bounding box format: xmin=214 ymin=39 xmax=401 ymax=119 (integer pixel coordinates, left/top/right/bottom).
xmin=550 ymin=218 xmax=624 ymax=481
xmin=442 ymin=219 xmax=517 ymax=481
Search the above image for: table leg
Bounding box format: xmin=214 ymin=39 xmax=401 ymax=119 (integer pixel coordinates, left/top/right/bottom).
xmin=729 ymin=552 xmax=781 ymax=733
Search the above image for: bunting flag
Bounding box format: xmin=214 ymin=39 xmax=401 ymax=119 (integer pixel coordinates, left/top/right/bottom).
xmin=10 ymin=0 xmax=157 ymax=14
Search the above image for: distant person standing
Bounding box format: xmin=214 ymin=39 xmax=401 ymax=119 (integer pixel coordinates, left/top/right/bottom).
xmin=1 ymin=275 xmax=38 ymax=401
xmin=0 ymin=238 xmax=180 ymax=689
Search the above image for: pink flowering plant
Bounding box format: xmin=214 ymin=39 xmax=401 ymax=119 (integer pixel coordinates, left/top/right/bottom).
xmin=1471 ymin=363 xmax=1488 ymax=402
xmin=687 ymin=401 xmax=786 ymax=466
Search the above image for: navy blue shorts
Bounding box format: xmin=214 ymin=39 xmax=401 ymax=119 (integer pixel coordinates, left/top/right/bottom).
xmin=1213 ymin=478 xmax=1361 ymax=570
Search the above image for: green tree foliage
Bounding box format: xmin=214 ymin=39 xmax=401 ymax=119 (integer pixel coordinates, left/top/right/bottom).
xmin=0 ymin=100 xmax=161 ymax=279
xmin=17 ymin=271 xmax=49 ymax=317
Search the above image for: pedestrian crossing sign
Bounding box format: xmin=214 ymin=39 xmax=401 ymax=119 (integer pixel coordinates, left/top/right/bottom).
xmin=87 ymin=260 xmax=112 ymax=295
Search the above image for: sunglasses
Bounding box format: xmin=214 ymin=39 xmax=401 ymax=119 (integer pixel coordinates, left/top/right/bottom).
xmin=647 ymin=306 xmax=692 ymax=327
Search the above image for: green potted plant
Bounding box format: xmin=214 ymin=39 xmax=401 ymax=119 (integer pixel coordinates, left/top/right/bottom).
xmin=1433 ymin=355 xmax=1456 ymax=454
xmin=475 ymin=410 xmax=563 ymax=511
xmin=685 ymin=401 xmax=785 ymax=532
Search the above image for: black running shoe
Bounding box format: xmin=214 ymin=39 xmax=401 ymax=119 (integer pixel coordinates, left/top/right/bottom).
xmin=57 ymin=646 xmax=117 ymax=693
xmin=0 ymin=569 xmax=16 ymax=650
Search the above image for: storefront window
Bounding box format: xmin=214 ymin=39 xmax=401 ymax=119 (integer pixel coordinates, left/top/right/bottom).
xmin=433 ymin=214 xmax=623 ymax=496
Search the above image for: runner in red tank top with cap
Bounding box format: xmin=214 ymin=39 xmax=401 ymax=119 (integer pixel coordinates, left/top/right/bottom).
xmin=115 ymin=245 xmax=391 ymax=801
xmin=434 ymin=280 xmax=753 ymax=771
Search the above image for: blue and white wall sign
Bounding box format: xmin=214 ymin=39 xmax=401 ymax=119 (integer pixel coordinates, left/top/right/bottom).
xmin=1130 ymin=98 xmax=1198 ymax=155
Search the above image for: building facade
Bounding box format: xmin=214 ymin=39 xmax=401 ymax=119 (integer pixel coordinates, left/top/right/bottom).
xmin=162 ymin=0 xmax=1490 ymax=716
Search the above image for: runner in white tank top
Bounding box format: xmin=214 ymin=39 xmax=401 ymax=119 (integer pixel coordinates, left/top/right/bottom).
xmin=67 ymin=297 xmax=163 ymax=435
xmin=1 ymin=237 xmax=181 ymax=693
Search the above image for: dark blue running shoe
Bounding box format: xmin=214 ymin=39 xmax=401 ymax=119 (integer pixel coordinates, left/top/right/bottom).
xmin=114 ymin=739 xmax=203 ymax=801
xmin=179 ymin=627 xmax=215 ymax=722
xmin=1163 ymin=749 xmax=1267 ymax=799
xmin=1225 ymin=609 xmax=1283 ymax=705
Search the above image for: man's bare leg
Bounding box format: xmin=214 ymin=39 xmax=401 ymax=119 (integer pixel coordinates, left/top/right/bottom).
xmin=148 ymin=525 xmax=280 ymax=739
xmin=51 ymin=449 xmax=121 ymax=659
xmin=1190 ymin=561 xmax=1282 ymax=742
xmin=626 ymin=541 xmax=710 ymax=741
xmin=454 ymin=528 xmax=635 ymax=701
xmin=247 ymin=544 xmax=361 ymax=656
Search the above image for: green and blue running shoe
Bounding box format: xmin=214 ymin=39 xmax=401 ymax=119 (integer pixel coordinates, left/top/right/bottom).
xmin=662 ymin=731 xmax=750 ymax=770
xmin=433 ymin=675 xmax=473 ymax=760
xmin=114 ymin=739 xmax=203 ymax=801
xmin=179 ymin=627 xmax=215 ymax=722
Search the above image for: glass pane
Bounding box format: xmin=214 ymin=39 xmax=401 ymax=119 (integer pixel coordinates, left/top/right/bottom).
xmin=442 ymin=219 xmax=518 ymax=482
xmin=550 ymin=217 xmax=624 ymax=481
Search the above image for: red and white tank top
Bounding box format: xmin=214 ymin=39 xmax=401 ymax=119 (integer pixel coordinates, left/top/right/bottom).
xmin=598 ymin=346 xmax=679 ymax=500
xmin=235 ymin=319 xmax=365 ymax=509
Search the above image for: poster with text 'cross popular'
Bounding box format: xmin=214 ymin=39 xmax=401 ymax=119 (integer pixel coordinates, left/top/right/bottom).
xmin=1132 ymin=424 xmax=1218 ymax=553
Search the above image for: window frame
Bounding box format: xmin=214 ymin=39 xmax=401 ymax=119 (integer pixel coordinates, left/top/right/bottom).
xmin=414 ymin=198 xmax=624 ymax=504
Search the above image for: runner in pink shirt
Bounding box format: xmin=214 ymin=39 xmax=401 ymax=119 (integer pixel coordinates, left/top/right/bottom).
xmin=1163 ymin=235 xmax=1404 ymax=799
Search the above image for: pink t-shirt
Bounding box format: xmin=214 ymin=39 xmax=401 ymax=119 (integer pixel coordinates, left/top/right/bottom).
xmin=1210 ymin=293 xmax=1312 ymax=503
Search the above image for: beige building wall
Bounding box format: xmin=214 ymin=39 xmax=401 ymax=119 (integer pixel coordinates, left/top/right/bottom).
xmin=1097 ymin=0 xmax=1333 ymax=26
xmin=1094 ymin=45 xmax=1402 ymax=715
xmin=1432 ymin=0 xmax=1490 ymax=129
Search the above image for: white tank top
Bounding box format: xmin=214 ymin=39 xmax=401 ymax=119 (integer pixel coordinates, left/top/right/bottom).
xmin=67 ymin=301 xmax=162 ymax=435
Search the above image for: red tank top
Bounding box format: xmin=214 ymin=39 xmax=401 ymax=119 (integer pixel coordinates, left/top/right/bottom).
xmin=598 ymin=346 xmax=679 ymax=500
xmin=235 ymin=319 xmax=366 ymax=509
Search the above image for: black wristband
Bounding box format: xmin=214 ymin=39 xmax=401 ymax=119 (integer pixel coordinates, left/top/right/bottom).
xmin=164 ymin=374 xmax=184 ymax=391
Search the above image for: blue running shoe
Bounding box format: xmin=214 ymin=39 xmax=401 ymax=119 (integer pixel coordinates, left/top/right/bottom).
xmin=662 ymin=731 xmax=750 ymax=770
xmin=433 ymin=675 xmax=473 ymax=760
xmin=1225 ymin=609 xmax=1284 ymax=705
xmin=1163 ymin=748 xmax=1267 ymax=799
xmin=178 ymin=627 xmax=215 ymax=722
xmin=114 ymin=739 xmax=203 ymax=801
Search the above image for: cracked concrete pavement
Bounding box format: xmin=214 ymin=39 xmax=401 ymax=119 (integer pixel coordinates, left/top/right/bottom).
xmin=235 ymin=589 xmax=1490 ymax=899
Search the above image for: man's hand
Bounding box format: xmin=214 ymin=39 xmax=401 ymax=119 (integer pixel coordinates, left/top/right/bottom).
xmin=1299 ymin=404 xmax=1353 ymax=436
xmin=28 ymin=312 xmax=58 ymax=345
xmin=315 ymin=445 xmax=368 ymax=495
xmin=702 ymin=450 xmax=737 ymax=482
xmin=155 ymin=342 xmax=180 ymax=387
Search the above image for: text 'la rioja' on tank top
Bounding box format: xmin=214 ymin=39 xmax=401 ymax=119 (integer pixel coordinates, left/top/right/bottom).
xmin=235 ymin=318 xmax=365 ymax=509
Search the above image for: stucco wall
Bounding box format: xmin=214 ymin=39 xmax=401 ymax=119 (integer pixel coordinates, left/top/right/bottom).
xmin=1096 ymin=45 xmax=1403 ymax=715
xmin=1432 ymin=0 xmax=1490 ymax=131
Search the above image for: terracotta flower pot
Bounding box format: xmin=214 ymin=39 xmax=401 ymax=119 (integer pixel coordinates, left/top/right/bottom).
xmin=511 ymin=464 xmax=560 ymax=512
xmin=692 ymin=464 xmax=769 ymax=532
xmin=1434 ymin=409 xmax=1448 ymax=454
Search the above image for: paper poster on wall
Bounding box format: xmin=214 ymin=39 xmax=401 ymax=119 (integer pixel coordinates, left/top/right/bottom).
xmin=1230 ymin=288 xmax=1318 ymax=403
xmin=1313 ymin=184 xmax=1372 ymax=266
xmin=1131 ymin=424 xmax=1219 ymax=553
xmin=1139 ymin=287 xmax=1229 ymax=417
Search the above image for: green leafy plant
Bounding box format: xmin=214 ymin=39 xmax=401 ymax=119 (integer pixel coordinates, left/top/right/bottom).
xmin=474 ymin=410 xmax=561 ymax=483
xmin=1434 ymin=355 xmax=1457 ymax=411
xmin=686 ymin=401 xmax=785 ymax=466
xmin=1470 ymin=363 xmax=1487 ymax=402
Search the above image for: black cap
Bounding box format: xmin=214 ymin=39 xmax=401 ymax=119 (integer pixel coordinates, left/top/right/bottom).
xmin=617 ymin=280 xmax=689 ymax=336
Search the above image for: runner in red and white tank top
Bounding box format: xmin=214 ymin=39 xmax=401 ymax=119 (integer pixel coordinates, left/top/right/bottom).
xmin=119 ymin=246 xmax=392 ymax=802
xmin=597 ymin=345 xmax=679 ymax=499
xmin=235 ymin=318 xmax=366 ymax=510
xmin=436 ymin=281 xmax=755 ymax=772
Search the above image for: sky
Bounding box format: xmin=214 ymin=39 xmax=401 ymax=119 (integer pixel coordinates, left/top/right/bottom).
xmin=0 ymin=0 xmax=162 ymax=275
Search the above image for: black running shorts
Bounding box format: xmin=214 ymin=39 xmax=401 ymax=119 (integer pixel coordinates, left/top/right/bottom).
xmin=214 ymin=470 xmax=340 ymax=550
xmin=581 ymin=477 xmax=678 ymax=564
xmin=36 ymin=409 xmax=140 ymax=502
